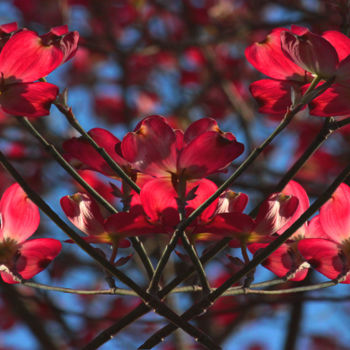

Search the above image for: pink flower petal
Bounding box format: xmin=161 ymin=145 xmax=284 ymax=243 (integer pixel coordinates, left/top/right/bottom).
xmin=77 ymin=170 xmax=115 ymax=203
xmin=319 ymin=183 xmax=350 ymax=243
xmin=183 ymin=118 xmax=219 ymax=144
xmin=245 ymin=27 xmax=305 ymax=81
xmin=254 ymin=193 xmax=299 ymax=236
xmin=88 ymin=128 xmax=128 ymax=167
xmin=335 ymin=55 xmax=350 ymax=83
xmin=185 ymin=179 xmax=218 ymax=222
xmin=0 ymin=183 xmax=39 ymax=243
xmin=105 ymin=210 xmax=164 ymax=237
xmin=139 ymin=178 xmax=218 ymax=232
xmin=178 ymin=130 xmax=244 ymax=179
xmin=121 ymin=115 xmax=178 ymax=177
xmin=140 ymin=178 xmax=179 ymax=230
xmin=0 ymin=82 xmax=58 ymax=118
xmin=195 ymin=212 xmax=255 ymax=239
xmin=15 ymin=238 xmax=61 ymax=281
xmin=308 ymin=83 xmax=350 ymax=117
xmin=278 ymin=180 xmax=309 ymax=238
xmin=249 ymin=242 xmax=308 ymax=281
xmin=307 ymin=215 xmax=332 ymax=239
xmin=0 ymin=30 xmax=63 ymax=83
xmin=60 ymin=193 xmax=105 ymax=236
xmin=249 ymin=79 xmax=300 ymax=116
xmin=41 ymin=26 xmax=79 ymax=63
xmin=322 ymin=30 xmax=350 ymax=61
xmin=283 ymin=180 xmax=309 ymax=213
xmin=298 ymin=238 xmax=344 ymax=280
xmin=1 ymin=271 xmax=20 ymax=284
xmin=215 ymin=190 xmax=248 ymax=214
xmin=63 ymin=128 xmax=127 ymax=177
xmin=1 ymin=238 xmax=62 ymax=284
xmin=0 ymin=22 xmax=18 ymax=34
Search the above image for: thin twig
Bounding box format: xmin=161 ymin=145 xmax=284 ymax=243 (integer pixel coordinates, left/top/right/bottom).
xmin=250 ymin=115 xmax=350 ymax=217
xmin=21 ymin=281 xmax=204 ymax=296
xmin=147 ymin=228 xmax=183 ymax=294
xmin=181 ymin=231 xmax=211 ymax=295
xmin=17 ymin=117 xmax=120 ymax=214
xmin=203 ymin=46 xmax=255 ymax=152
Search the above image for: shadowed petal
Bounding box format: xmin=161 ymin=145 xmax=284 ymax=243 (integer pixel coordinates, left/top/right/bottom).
xmin=308 ymin=83 xmax=350 ymax=117
xmin=249 ymin=79 xmax=300 ymax=116
xmin=298 ymin=238 xmax=345 ymax=281
xmin=121 ymin=115 xmax=178 ymax=177
xmin=195 ymin=212 xmax=254 ymax=239
xmin=63 ymin=128 xmax=127 ymax=177
xmin=281 ymin=30 xmax=338 ymax=78
xmin=105 ymin=209 xmax=165 ymax=237
xmin=0 ymin=82 xmax=58 ymax=118
xmin=178 ymin=130 xmax=244 ymax=179
xmin=249 ymin=242 xmax=308 ymax=281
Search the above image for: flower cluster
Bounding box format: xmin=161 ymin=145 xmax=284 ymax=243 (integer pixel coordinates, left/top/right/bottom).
xmin=61 ymin=115 xmax=304 ymax=269
xmin=62 ymin=114 xmax=350 ymax=284
xmin=2 ymin=20 xmax=349 ymax=289
xmin=246 ymin=25 xmax=350 ymax=117
xmin=247 ymin=180 xmax=350 ymax=283
xmin=1 ymin=0 xmax=350 ymax=347
xmin=0 ymin=23 xmax=78 ymax=118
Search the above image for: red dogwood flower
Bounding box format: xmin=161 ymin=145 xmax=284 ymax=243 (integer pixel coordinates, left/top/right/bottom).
xmin=246 ymin=25 xmax=350 ymax=117
xmin=245 ymin=26 xmax=310 ymax=116
xmin=0 ymin=25 xmax=78 ymax=118
xmin=249 ymin=181 xmax=312 ymax=281
xmin=298 ymin=183 xmax=350 ymax=283
xmin=0 ymin=183 xmax=61 ymax=284
xmin=121 ymin=115 xmax=244 ymax=180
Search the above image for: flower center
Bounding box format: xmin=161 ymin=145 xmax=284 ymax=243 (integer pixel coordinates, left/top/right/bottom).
xmin=341 ymin=239 xmax=350 ymax=261
xmin=0 ymin=238 xmax=19 ymax=265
